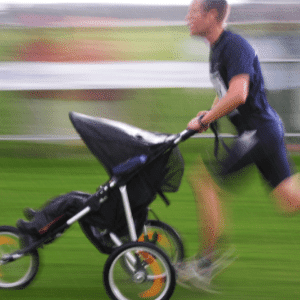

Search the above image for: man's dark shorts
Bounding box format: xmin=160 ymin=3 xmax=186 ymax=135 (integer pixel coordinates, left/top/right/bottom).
xmin=211 ymin=121 xmax=294 ymax=190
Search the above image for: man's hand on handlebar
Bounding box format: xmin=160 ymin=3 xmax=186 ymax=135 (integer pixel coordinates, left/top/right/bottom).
xmin=187 ymin=111 xmax=210 ymax=133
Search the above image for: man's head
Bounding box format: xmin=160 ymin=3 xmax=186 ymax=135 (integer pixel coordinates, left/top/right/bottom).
xmin=186 ymin=0 xmax=229 ymax=37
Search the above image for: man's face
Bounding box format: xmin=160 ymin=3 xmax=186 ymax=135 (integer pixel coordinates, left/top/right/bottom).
xmin=186 ymin=0 xmax=212 ymax=37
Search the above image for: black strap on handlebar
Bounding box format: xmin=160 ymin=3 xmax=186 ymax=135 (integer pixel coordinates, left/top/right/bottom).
xmin=210 ymin=121 xmax=231 ymax=160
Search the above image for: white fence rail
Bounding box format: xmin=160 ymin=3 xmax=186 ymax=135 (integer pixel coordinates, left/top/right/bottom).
xmin=0 ymin=134 xmax=228 ymax=141
xmin=1 ymin=60 xmax=300 ymax=91
xmin=1 ymin=132 xmax=300 ymax=141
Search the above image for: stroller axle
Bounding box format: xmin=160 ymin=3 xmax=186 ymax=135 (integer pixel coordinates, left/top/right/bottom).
xmin=1 ymin=253 xmax=23 ymax=264
xmin=133 ymin=270 xmax=147 ymax=284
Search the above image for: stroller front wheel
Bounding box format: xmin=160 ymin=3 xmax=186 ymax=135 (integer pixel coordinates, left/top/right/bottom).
xmin=0 ymin=226 xmax=39 ymax=289
xmin=103 ymin=242 xmax=176 ymax=300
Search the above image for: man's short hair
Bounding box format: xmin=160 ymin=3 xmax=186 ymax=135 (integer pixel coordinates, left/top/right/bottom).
xmin=203 ymin=0 xmax=228 ymax=22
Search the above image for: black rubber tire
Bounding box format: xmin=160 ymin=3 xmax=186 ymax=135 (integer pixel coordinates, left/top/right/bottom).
xmin=103 ymin=242 xmax=176 ymax=300
xmin=144 ymin=220 xmax=185 ymax=264
xmin=0 ymin=226 xmax=40 ymax=290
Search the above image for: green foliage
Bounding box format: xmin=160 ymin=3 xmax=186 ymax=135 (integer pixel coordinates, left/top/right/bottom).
xmin=0 ymin=88 xmax=237 ymax=137
xmin=0 ymin=26 xmax=209 ymax=62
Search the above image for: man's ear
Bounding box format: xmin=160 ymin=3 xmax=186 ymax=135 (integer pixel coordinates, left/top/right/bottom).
xmin=208 ymin=8 xmax=219 ymax=22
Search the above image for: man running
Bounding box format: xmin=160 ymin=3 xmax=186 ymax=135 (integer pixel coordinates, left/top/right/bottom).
xmin=177 ymin=0 xmax=300 ymax=290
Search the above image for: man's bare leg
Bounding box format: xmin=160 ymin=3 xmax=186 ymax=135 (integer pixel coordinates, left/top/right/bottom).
xmin=271 ymin=174 xmax=300 ymax=214
xmin=175 ymin=157 xmax=236 ymax=290
xmin=188 ymin=157 xmax=226 ymax=259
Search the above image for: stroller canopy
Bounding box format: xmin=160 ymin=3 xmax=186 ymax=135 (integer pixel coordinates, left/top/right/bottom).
xmin=70 ymin=112 xmax=185 ymax=237
xmin=69 ymin=112 xmax=180 ymax=179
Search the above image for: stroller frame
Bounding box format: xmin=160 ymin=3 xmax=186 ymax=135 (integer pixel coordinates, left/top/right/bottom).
xmin=0 ymin=113 xmax=196 ymax=300
xmin=2 ymin=128 xmax=192 ymax=263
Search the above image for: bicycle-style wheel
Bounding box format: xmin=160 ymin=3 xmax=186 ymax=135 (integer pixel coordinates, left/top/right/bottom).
xmin=140 ymin=220 xmax=184 ymax=265
xmin=119 ymin=220 xmax=184 ymax=276
xmin=0 ymin=226 xmax=39 ymax=289
xmin=103 ymin=242 xmax=176 ymax=300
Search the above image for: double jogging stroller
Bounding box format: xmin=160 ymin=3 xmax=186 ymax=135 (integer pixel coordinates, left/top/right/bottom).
xmin=0 ymin=112 xmax=197 ymax=300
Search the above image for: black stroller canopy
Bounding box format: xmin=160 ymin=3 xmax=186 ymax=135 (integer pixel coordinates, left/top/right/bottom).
xmin=69 ymin=112 xmax=178 ymax=177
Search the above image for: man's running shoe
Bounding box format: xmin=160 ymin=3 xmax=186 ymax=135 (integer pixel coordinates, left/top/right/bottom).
xmin=210 ymin=245 xmax=237 ymax=279
xmin=175 ymin=257 xmax=216 ymax=292
xmin=174 ymin=245 xmax=237 ymax=292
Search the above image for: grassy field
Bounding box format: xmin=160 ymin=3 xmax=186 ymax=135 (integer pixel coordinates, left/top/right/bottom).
xmin=0 ymin=140 xmax=300 ymax=300
xmin=0 ymin=87 xmax=300 ymax=300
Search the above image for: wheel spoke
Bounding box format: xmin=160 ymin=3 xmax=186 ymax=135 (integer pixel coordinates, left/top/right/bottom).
xmin=138 ymin=251 xmax=164 ymax=299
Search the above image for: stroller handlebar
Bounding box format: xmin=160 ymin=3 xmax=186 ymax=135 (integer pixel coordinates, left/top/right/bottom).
xmin=174 ymin=115 xmax=204 ymax=145
xmin=174 ymin=129 xmax=198 ymax=145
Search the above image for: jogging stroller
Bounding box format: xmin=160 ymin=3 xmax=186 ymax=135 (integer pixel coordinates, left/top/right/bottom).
xmin=0 ymin=112 xmax=197 ymax=300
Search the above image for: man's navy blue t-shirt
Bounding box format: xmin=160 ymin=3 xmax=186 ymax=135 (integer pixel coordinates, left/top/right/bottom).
xmin=208 ymin=30 xmax=293 ymax=187
xmin=209 ymin=30 xmax=280 ymax=130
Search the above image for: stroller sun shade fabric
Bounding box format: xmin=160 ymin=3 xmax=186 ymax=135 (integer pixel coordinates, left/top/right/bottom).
xmin=69 ymin=112 xmax=178 ymax=177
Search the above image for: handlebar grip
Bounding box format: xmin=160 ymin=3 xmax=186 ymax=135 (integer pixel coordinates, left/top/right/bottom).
xmin=174 ymin=129 xmax=197 ymax=144
xmin=180 ymin=129 xmax=198 ymax=142
xmin=175 ymin=114 xmax=206 ymax=144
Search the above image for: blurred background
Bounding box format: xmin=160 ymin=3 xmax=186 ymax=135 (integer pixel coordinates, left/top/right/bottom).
xmin=0 ymin=2 xmax=300 ymax=300
xmin=0 ymin=0 xmax=299 ymax=140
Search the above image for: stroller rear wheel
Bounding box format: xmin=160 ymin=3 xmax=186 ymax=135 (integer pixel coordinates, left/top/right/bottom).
xmin=120 ymin=220 xmax=185 ymax=276
xmin=103 ymin=242 xmax=176 ymax=300
xmin=0 ymin=226 xmax=39 ymax=289
xmin=142 ymin=220 xmax=184 ymax=265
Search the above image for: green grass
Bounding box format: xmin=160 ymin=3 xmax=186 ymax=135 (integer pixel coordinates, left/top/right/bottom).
xmin=0 ymin=141 xmax=300 ymax=300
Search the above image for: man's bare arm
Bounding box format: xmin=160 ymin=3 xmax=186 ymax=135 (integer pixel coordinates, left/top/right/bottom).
xmin=211 ymin=95 xmax=219 ymax=109
xmin=187 ymin=74 xmax=250 ymax=132
xmin=201 ymin=74 xmax=250 ymax=125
